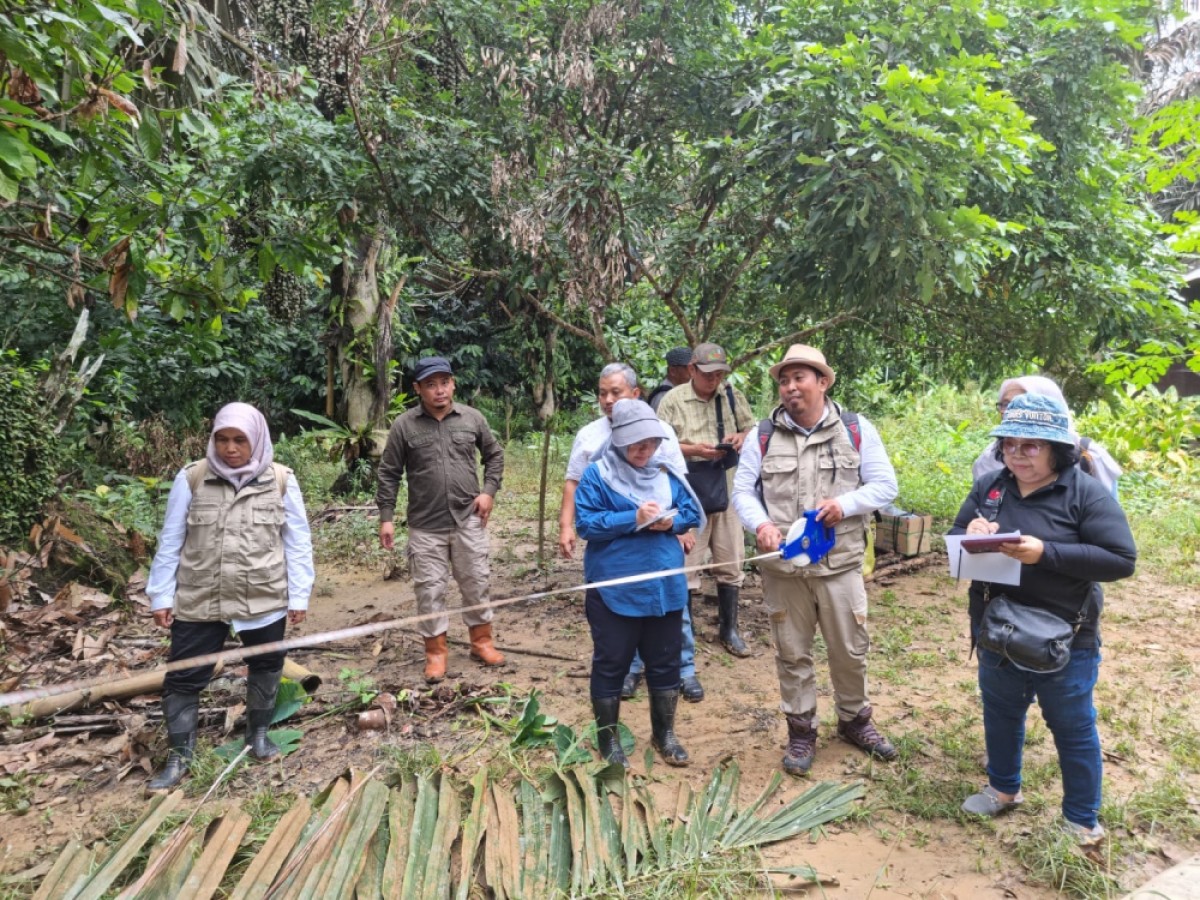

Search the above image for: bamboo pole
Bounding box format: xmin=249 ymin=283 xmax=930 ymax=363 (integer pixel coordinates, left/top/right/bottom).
xmin=17 ymin=658 xmax=320 ymax=720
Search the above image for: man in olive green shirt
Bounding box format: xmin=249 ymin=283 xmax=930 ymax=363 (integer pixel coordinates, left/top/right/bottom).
xmin=377 ymin=356 xmax=506 ymax=682
xmin=656 ymin=343 xmax=755 ymax=658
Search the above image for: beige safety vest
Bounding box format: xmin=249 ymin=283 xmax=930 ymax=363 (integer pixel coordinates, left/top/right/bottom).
xmin=174 ymin=460 xmax=291 ymax=621
xmin=758 ymin=405 xmax=867 ymax=577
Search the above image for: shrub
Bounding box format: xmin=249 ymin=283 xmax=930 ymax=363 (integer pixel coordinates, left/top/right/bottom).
xmin=0 ymin=361 xmax=61 ymax=544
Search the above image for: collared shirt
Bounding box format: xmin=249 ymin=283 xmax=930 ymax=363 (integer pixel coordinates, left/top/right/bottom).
xmin=147 ymin=468 xmax=314 ymax=633
xmin=732 ymin=403 xmax=898 ymax=533
xmin=376 ymin=402 xmax=504 ymax=531
xmin=656 ymin=381 xmax=754 ymax=454
xmin=564 ymin=416 xmax=688 ymax=483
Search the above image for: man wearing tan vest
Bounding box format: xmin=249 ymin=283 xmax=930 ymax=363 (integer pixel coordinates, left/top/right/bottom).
xmin=377 ymin=356 xmax=506 ymax=682
xmin=732 ymin=345 xmax=899 ymax=776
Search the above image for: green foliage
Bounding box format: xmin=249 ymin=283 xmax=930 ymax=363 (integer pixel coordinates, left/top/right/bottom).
xmin=1079 ymin=385 xmax=1200 ymax=467
xmin=337 ymin=668 xmax=379 ymax=707
xmin=74 ymin=478 xmax=170 ymax=541
xmin=0 ymin=359 xmax=61 ymax=544
xmin=273 ymin=432 xmax=345 ymax=510
xmin=876 ymin=384 xmax=995 ymax=520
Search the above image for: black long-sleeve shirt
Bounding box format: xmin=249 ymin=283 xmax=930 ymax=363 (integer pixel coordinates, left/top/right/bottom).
xmin=950 ymin=464 xmax=1136 ymax=649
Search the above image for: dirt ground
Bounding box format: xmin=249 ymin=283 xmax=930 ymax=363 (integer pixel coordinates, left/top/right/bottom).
xmin=1 ymin=518 xmax=1198 ymax=898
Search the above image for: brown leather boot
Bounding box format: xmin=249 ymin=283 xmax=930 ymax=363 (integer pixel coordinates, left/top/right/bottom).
xmin=423 ymin=633 xmax=448 ymax=683
xmin=468 ymin=623 xmax=505 ymax=666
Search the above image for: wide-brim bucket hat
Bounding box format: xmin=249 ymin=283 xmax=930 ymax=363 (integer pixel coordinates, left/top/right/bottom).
xmin=990 ymin=392 xmax=1074 ymax=445
xmin=769 ymin=344 xmax=836 ymax=385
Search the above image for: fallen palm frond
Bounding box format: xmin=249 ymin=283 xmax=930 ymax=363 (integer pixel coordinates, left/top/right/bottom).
xmin=35 ymin=761 xmax=862 ymax=898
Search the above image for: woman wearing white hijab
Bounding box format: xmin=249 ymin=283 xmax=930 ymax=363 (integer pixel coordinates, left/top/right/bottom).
xmin=145 ymin=403 xmax=314 ymax=792
xmin=972 ymin=376 xmax=1121 ymax=496
xmin=575 ymin=399 xmax=703 ymax=769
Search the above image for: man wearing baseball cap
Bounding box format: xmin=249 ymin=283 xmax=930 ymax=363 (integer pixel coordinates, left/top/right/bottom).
xmin=647 ymin=347 xmax=694 ymax=411
xmin=656 ymin=342 xmax=755 ymax=658
xmin=376 ymin=355 xmax=506 ymax=683
xmin=732 ymin=344 xmax=900 ymax=776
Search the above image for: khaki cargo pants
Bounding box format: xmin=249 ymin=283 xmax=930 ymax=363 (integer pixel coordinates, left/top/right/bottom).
xmin=684 ymin=508 xmax=745 ymax=592
xmin=406 ymin=516 xmax=493 ymax=638
xmin=760 ymin=565 xmax=872 ymax=721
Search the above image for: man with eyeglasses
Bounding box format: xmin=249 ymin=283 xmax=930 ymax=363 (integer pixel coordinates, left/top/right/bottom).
xmin=656 ymin=343 xmax=756 ymax=658
xmin=731 ymin=344 xmax=900 ymax=776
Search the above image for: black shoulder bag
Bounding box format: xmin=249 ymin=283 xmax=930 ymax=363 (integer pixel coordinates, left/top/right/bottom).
xmin=684 ymin=385 xmax=742 ymax=513
xmin=972 ymin=483 xmax=1090 ymax=673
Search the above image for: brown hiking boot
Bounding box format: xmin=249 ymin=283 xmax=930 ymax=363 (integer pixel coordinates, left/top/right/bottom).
xmin=837 ymin=706 xmax=897 ymax=760
xmin=782 ymin=713 xmax=817 ymax=776
xmin=423 ymin=633 xmax=448 ymax=683
xmin=468 ymin=623 xmax=505 ymax=666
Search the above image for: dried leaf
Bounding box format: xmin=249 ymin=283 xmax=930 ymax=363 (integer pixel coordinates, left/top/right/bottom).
xmin=7 ymin=69 xmax=41 ymax=105
xmin=97 ymin=88 xmax=140 ymax=124
xmin=142 ymin=59 xmax=156 ymax=90
xmin=172 ymin=24 xmax=189 ymax=74
xmin=66 ymin=281 xmax=85 ymax=310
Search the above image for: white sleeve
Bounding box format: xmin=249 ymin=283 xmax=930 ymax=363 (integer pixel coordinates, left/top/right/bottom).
xmin=838 ymin=415 xmax=899 ymax=518
xmin=972 ymin=442 xmax=1002 ymax=483
xmin=146 ymin=469 xmax=192 ymax=612
xmin=732 ymin=428 xmax=771 ymax=534
xmin=659 ymin=421 xmax=690 ymax=480
xmin=564 ymin=429 xmax=592 ymax=483
xmin=283 ymin=474 xmax=315 ymax=610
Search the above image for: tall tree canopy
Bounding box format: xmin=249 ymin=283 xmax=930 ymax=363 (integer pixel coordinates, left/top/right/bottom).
xmin=1 ymin=0 xmax=1195 ymax=432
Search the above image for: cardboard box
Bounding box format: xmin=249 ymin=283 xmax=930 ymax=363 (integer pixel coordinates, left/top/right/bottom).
xmin=876 ymin=513 xmax=932 ymax=557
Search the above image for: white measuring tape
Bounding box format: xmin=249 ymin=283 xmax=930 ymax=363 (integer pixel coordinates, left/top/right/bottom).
xmin=0 ymin=551 xmax=783 ymax=710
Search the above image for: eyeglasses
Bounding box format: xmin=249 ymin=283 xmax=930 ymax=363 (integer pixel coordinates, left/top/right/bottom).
xmin=995 ymin=402 xmax=1010 ymax=413
xmin=1001 ymin=439 xmax=1045 ymax=457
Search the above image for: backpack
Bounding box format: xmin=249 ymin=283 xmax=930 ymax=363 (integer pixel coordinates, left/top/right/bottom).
xmin=186 ymin=459 xmax=291 ymax=496
xmin=754 ymin=410 xmax=862 ymax=503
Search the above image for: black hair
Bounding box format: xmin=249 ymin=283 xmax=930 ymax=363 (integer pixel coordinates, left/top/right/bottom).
xmin=993 ymin=439 xmax=1081 ymax=471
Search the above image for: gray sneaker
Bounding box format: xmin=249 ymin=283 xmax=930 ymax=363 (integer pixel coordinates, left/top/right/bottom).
xmin=961 ymin=785 xmax=1024 ymax=817
xmin=1062 ymin=819 xmax=1106 ymax=848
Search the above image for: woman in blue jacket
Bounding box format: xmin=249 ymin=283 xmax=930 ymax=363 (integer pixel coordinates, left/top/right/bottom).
xmin=575 ymin=399 xmax=703 ymax=768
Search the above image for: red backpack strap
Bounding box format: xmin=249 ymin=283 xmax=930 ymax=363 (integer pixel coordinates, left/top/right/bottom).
xmin=754 ymin=417 xmax=776 ymax=504
xmin=840 ymin=411 xmax=862 ymax=452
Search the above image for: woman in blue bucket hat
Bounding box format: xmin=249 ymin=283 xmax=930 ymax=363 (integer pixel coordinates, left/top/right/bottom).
xmin=949 ymin=393 xmax=1136 ymax=847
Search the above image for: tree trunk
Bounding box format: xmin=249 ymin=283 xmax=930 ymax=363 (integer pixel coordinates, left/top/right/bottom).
xmin=333 ymin=232 xmax=389 ymax=458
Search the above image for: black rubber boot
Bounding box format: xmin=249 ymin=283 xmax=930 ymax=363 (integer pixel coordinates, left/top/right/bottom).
xmin=649 ymin=690 xmax=689 ymax=767
xmin=620 ymin=671 xmax=642 ymax=700
xmin=717 ymin=584 xmax=751 ymax=657
xmin=147 ymin=692 xmax=198 ymax=793
xmin=592 ymin=696 xmax=629 ymax=769
xmin=245 ymin=668 xmax=282 ymax=760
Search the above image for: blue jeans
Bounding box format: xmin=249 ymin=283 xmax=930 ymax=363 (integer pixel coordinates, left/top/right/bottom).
xmin=627 ymin=598 xmax=695 ymax=680
xmin=978 ymin=645 xmax=1102 ymax=828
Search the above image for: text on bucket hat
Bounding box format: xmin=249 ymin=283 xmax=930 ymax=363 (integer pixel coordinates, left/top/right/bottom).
xmin=609 ymin=398 xmax=668 ymax=447
xmin=769 ymin=344 xmax=836 ymax=386
xmin=665 ymin=346 xmax=693 ymax=367
xmin=691 ymin=342 xmax=731 ymax=373
xmin=990 ymin=393 xmax=1074 ymax=445
xmin=413 ymin=356 xmax=453 ymax=382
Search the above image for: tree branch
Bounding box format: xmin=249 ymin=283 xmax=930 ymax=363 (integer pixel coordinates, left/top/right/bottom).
xmin=732 ymin=312 xmax=858 ymax=369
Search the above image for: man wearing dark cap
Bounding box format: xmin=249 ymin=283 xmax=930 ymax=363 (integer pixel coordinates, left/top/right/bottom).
xmin=376 ymin=356 xmax=506 ymax=683
xmin=656 ymin=342 xmax=755 ymax=658
xmin=647 ymin=347 xmax=694 ymax=411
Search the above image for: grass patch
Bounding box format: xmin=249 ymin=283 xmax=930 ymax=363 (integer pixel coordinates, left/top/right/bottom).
xmin=1011 ymin=824 xmax=1122 ymax=898
xmin=1109 ymin=773 xmax=1200 ymax=839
